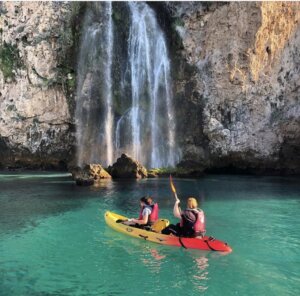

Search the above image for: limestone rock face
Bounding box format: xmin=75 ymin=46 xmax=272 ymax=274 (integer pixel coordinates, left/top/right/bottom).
xmin=108 ymin=154 xmax=148 ymax=179
xmin=0 ymin=2 xmax=299 ymax=174
xmin=0 ymin=2 xmax=78 ymax=169
xmin=167 ymin=2 xmax=300 ymax=173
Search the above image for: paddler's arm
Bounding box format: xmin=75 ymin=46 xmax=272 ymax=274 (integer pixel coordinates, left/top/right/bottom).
xmin=131 ymin=213 xmax=149 ymax=225
xmin=173 ymin=200 xmax=181 ymax=219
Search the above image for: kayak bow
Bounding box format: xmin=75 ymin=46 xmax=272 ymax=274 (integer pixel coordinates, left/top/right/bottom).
xmin=104 ymin=211 xmax=232 ymax=252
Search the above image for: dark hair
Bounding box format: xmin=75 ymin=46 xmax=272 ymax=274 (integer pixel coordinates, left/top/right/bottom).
xmin=140 ymin=196 xmax=152 ymax=205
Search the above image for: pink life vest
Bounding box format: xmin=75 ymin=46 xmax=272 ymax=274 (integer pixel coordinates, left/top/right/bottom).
xmin=138 ymin=203 xmax=159 ymax=224
xmin=180 ymin=209 xmax=205 ymax=235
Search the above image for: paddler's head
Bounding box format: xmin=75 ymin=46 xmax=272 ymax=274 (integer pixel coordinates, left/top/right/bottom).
xmin=187 ymin=197 xmax=198 ymax=209
xmin=140 ymin=196 xmax=153 ymax=206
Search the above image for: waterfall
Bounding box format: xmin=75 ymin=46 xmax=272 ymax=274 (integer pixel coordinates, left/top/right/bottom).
xmin=103 ymin=2 xmax=114 ymax=166
xmin=75 ymin=2 xmax=114 ymax=167
xmin=75 ymin=2 xmax=179 ymax=168
xmin=116 ymin=2 xmax=178 ymax=168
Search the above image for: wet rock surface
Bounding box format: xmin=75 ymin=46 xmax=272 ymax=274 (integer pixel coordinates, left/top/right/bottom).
xmin=71 ymin=164 xmax=111 ymax=186
xmin=108 ymin=154 xmax=148 ymax=179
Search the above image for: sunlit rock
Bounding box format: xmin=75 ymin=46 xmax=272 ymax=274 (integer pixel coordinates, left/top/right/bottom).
xmin=71 ymin=164 xmax=111 ymax=186
xmin=108 ymin=154 xmax=148 ymax=179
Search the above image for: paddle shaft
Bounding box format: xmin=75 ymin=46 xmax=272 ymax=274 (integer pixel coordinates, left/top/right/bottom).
xmin=170 ymin=175 xmax=180 ymax=202
xmin=173 ymin=191 xmax=180 ymax=202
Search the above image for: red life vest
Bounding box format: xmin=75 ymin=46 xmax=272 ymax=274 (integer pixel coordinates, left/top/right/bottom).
xmin=180 ymin=209 xmax=205 ymax=236
xmin=138 ymin=203 xmax=159 ymax=224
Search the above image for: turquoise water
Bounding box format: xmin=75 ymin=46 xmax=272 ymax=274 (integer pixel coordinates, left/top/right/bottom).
xmin=0 ymin=173 xmax=299 ymax=296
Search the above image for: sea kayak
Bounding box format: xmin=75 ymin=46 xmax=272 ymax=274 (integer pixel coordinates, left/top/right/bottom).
xmin=104 ymin=211 xmax=232 ymax=252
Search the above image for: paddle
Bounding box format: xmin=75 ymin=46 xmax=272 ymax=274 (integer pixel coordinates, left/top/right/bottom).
xmin=169 ymin=175 xmax=180 ymax=202
xmin=169 ymin=175 xmax=184 ymax=242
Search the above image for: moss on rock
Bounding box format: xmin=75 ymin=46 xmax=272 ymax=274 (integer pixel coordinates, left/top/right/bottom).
xmin=0 ymin=42 xmax=23 ymax=81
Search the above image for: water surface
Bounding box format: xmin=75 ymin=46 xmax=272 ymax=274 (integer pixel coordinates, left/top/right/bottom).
xmin=0 ymin=173 xmax=299 ymax=295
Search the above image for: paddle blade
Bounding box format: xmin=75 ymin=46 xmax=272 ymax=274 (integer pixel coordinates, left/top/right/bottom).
xmin=169 ymin=175 xmax=176 ymax=194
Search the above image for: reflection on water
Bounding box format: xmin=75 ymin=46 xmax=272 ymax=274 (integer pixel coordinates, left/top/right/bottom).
xmin=150 ymin=248 xmax=166 ymax=260
xmin=193 ymin=256 xmax=209 ymax=291
xmin=140 ymin=247 xmax=166 ymax=274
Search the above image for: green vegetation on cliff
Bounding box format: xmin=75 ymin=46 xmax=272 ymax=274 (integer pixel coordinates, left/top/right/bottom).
xmin=0 ymin=42 xmax=23 ymax=81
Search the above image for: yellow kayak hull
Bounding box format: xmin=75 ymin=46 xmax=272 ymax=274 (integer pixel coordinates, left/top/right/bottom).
xmin=104 ymin=211 xmax=171 ymax=244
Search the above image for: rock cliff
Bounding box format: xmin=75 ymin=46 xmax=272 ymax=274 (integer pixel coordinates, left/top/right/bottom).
xmin=0 ymin=2 xmax=79 ymax=169
xmin=0 ymin=2 xmax=299 ymax=174
xmin=166 ymin=2 xmax=300 ymax=174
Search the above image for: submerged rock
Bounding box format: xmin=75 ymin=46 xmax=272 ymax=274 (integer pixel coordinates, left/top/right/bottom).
xmin=75 ymin=178 xmax=94 ymax=186
xmin=71 ymin=164 xmax=111 ymax=186
xmin=108 ymin=154 xmax=148 ymax=179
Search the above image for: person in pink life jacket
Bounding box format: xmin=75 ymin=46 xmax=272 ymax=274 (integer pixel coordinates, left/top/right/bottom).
xmin=124 ymin=196 xmax=159 ymax=227
xmin=162 ymin=197 xmax=206 ymax=237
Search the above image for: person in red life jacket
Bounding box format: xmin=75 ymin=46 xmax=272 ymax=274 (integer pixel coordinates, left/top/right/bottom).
xmin=162 ymin=197 xmax=206 ymax=237
xmin=124 ymin=196 xmax=159 ymax=227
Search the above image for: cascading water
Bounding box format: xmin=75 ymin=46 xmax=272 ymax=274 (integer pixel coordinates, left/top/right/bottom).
xmin=103 ymin=2 xmax=114 ymax=166
xmin=115 ymin=2 xmax=178 ymax=168
xmin=75 ymin=2 xmax=180 ymax=168
xmin=75 ymin=2 xmax=114 ymax=167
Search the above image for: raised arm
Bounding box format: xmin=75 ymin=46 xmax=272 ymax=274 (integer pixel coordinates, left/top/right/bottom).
xmin=173 ymin=200 xmax=181 ymax=219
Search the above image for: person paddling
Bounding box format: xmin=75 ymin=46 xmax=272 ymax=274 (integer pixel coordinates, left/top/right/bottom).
xmin=124 ymin=196 xmax=159 ymax=228
xmin=162 ymin=196 xmax=206 ymax=238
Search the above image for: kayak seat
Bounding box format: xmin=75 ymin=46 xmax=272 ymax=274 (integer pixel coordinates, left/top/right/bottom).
xmin=151 ymin=219 xmax=170 ymax=233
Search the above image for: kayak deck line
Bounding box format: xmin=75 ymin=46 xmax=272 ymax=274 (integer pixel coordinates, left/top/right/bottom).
xmin=178 ymin=237 xmax=187 ymax=249
xmin=104 ymin=211 xmax=232 ymax=252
